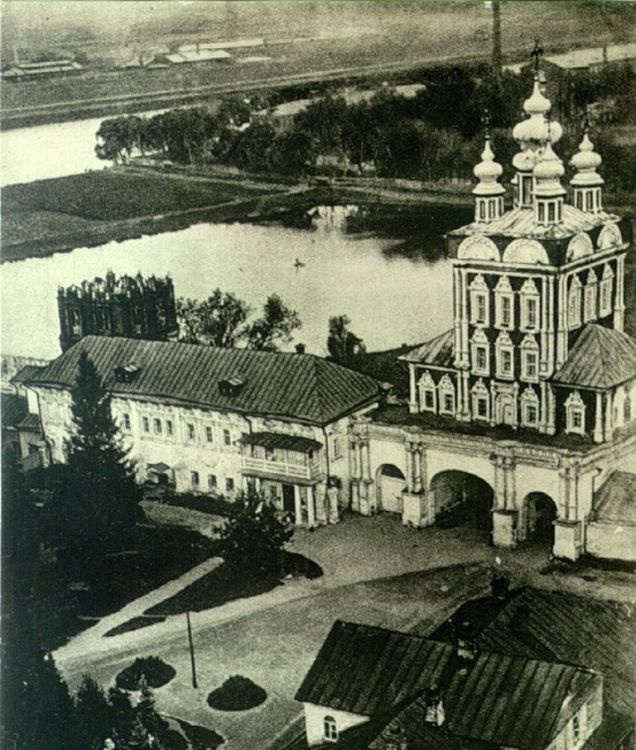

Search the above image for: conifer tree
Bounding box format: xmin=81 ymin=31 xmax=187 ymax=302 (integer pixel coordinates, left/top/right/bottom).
xmin=75 ymin=674 xmax=113 ymax=750
xmin=61 ymin=351 xmax=140 ymax=551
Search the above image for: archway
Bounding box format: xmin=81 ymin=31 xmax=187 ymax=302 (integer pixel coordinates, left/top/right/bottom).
xmin=523 ymin=492 xmax=557 ymax=545
xmin=375 ymin=464 xmax=406 ymax=514
xmin=429 ymin=471 xmax=494 ymax=533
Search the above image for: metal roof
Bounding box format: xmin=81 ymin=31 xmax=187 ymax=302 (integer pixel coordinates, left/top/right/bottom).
xmin=239 ymin=431 xmax=322 ymax=453
xmin=552 ymin=324 xmax=636 ymax=389
xmin=24 ymin=336 xmax=382 ymax=426
xmin=1 ymin=394 xmax=27 ymax=429
xmin=477 ymin=588 xmax=636 ymax=717
xmin=296 ymin=620 xmax=596 ymax=750
xmin=449 ymin=205 xmax=618 ymax=241
xmin=591 ymin=471 xmax=636 ymax=525
xmin=399 ymin=329 xmax=454 ymax=367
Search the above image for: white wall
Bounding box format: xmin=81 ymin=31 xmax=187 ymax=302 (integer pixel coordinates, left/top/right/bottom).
xmin=303 ymin=703 xmax=368 ymax=746
xmin=586 ymin=522 xmax=636 ymax=562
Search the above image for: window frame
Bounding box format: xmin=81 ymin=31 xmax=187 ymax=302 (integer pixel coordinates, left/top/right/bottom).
xmin=153 ymin=417 xmax=162 ymax=435
xmin=166 ymin=419 xmax=174 ymax=437
xmin=565 ymin=391 xmax=586 ymax=436
xmin=206 ymin=425 xmax=214 ymax=443
xmin=223 ymin=428 xmax=232 ymax=446
xmin=187 ymin=423 xmax=196 ymax=441
xmin=191 ymin=470 xmax=200 ymax=488
xmin=208 ymin=473 xmax=217 ymax=490
xmin=142 ymin=416 xmax=150 ymax=433
xmin=123 ymin=413 xmax=131 ymax=432
xmin=599 ymin=267 xmax=613 ymax=317
xmin=225 ymin=477 xmax=235 ymax=493
xmin=568 ymin=277 xmax=582 ymax=329
xmin=323 ymin=716 xmax=338 ymax=743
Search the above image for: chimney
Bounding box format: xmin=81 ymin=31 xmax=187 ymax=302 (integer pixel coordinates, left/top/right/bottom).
xmin=454 ymin=620 xmax=478 ymax=662
xmin=490 ymin=572 xmax=510 ymax=601
xmin=295 ymin=343 xmax=306 ymax=354
xmin=423 ymin=685 xmax=445 ymax=726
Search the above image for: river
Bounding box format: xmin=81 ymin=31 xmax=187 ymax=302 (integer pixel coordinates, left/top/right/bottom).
xmin=1 ymin=211 xmax=459 ymax=360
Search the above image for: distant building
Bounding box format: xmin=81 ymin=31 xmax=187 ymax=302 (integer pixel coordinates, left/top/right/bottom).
xmin=57 ymin=272 xmax=178 ymax=352
xmin=2 ymin=59 xmax=83 ymax=81
xmin=294 ymin=617 xmax=629 ymax=749
xmin=504 ymin=42 xmax=636 ymax=75
xmin=147 ymin=49 xmax=232 ymax=67
xmin=20 ymin=336 xmax=383 ymax=523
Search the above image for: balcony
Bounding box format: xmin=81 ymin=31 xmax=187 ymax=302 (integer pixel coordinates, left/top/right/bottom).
xmin=239 ymin=431 xmax=324 ymax=484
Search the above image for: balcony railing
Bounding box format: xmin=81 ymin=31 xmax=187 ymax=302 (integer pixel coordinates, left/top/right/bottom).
xmin=241 ymin=456 xmax=323 ymax=481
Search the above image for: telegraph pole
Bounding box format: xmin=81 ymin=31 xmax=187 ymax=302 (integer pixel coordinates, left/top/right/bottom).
xmin=186 ymin=611 xmax=198 ymax=689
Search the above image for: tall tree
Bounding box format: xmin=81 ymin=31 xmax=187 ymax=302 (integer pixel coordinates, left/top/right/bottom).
xmin=75 ymin=675 xmax=113 ymax=750
xmin=60 ymin=351 xmax=140 ymax=551
xmin=245 ymin=294 xmax=302 ymax=351
xmin=327 ymin=315 xmax=366 ymax=364
xmin=177 ymin=290 xmax=250 ymax=348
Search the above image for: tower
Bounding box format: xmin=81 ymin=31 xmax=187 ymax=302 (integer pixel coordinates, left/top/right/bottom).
xmin=403 ymin=44 xmax=635 ymax=445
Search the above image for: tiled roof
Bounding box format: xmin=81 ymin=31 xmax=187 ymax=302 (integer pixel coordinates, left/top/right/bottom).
xmin=399 ymin=329 xmax=454 ymax=367
xmin=296 ymin=620 xmax=596 ymax=750
xmin=591 ymin=471 xmax=636 ymax=525
xmin=552 ymin=324 xmax=636 ymax=389
xmin=449 ymin=205 xmax=618 ymax=240
xmin=477 ymin=588 xmax=636 ymax=716
xmin=1 ymin=394 xmax=27 ymax=429
xmin=239 ymin=431 xmax=322 ymax=453
xmin=24 ymin=336 xmax=383 ymax=426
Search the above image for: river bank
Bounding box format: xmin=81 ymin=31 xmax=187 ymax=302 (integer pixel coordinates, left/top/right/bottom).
xmin=0 ymin=167 xmax=474 ymax=263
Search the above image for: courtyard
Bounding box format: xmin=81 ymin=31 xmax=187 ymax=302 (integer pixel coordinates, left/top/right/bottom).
xmin=52 ymin=514 xmax=635 ymax=750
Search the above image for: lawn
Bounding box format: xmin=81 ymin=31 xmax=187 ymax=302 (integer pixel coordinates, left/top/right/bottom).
xmin=2 ymin=171 xmax=265 ymax=222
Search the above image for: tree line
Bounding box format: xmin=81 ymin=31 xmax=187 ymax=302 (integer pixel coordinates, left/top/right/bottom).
xmin=96 ymin=61 xmax=636 ymax=190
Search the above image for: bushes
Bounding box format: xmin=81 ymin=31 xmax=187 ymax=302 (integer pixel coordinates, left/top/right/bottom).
xmin=115 ymin=656 xmax=175 ymax=690
xmin=165 ymin=491 xmax=234 ymax=517
xmin=207 ymin=675 xmax=267 ymax=711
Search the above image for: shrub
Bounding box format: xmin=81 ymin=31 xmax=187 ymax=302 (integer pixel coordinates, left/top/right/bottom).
xmin=115 ymin=656 xmax=175 ymax=690
xmin=166 ymin=491 xmax=234 ymax=517
xmin=207 ymin=675 xmax=267 ymax=711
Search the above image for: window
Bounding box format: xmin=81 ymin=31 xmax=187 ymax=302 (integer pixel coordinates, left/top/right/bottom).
xmin=520 ymin=279 xmax=540 ymax=332
xmin=471 ymin=329 xmax=490 ymax=377
xmin=496 ymin=331 xmax=514 ymax=379
xmin=526 ymin=297 xmax=537 ymax=329
xmin=469 ymin=275 xmax=489 ymax=327
xmin=477 ymin=397 xmax=488 ymax=418
xmin=323 ymin=716 xmax=338 ymax=743
xmin=495 ymin=276 xmax=514 ymax=330
xmin=265 ymin=446 xmax=275 ymax=461
xmin=521 ymin=175 xmax=532 ymax=206
xmin=571 ymin=703 xmax=587 ymax=749
xmin=538 ymin=202 xmax=545 ymax=223
xmin=565 ymin=391 xmax=586 ymax=436
xmin=599 ymin=265 xmax=614 ymax=317
xmin=520 ymin=335 xmax=539 ymax=381
xmin=225 ymin=477 xmax=235 ymax=493
xmin=472 ymin=380 xmax=490 ymax=421
xmin=223 ymin=429 xmax=231 ymax=446
xmin=142 ymin=416 xmax=150 ymax=433
xmin=568 ymin=277 xmax=582 ymax=329
xmin=332 ymin=436 xmax=342 ymax=459
xmin=166 ymin=419 xmax=173 ymax=436
xmin=419 ymin=371 xmax=437 ymax=412
xmin=584 ymin=270 xmax=598 ymax=322
xmin=438 ymin=375 xmax=455 ymax=416
xmin=526 ymin=403 xmax=538 ymax=425
xmin=208 ymin=474 xmax=217 ymax=490
xmin=123 ymin=413 xmax=131 ymax=431
xmin=154 ymin=418 xmax=162 ymax=435
xmin=206 ymin=426 xmax=214 ymax=443
xmin=523 ymin=351 xmax=538 ymax=380
xmin=187 ymin=423 xmax=196 ymax=441
xmin=191 ymin=471 xmax=200 ymax=488
xmin=548 ymin=202 xmax=555 ymax=223
xmin=521 ymin=386 xmax=539 ymax=428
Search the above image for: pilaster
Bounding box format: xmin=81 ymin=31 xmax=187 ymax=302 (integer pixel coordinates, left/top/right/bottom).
xmin=593 ymin=392 xmax=604 ymax=444
xmin=604 ymin=392 xmax=614 ymax=442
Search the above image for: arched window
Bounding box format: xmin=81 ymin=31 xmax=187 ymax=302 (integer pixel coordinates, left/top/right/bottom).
xmin=324 ymin=716 xmax=338 ymax=742
xmin=471 ymin=329 xmax=490 ymax=377
xmin=495 ymin=276 xmax=514 ymax=330
xmin=471 ymin=379 xmax=490 ymax=422
xmin=568 ymin=276 xmax=582 ymax=329
xmin=519 ymin=278 xmax=540 ymax=332
xmin=495 ymin=331 xmax=514 ymax=380
xmin=469 ymin=274 xmax=490 ymax=326
xmin=520 ymin=335 xmax=540 ymax=382
xmin=599 ymin=265 xmax=614 ymax=317
xmin=565 ymin=391 xmax=586 ymax=436
xmin=418 ymin=371 xmax=437 ymax=413
xmin=520 ymin=386 xmax=540 ymax=428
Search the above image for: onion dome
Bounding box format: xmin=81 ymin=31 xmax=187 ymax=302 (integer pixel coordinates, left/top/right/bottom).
xmin=570 ymin=130 xmax=604 ymax=187
xmin=533 ymin=141 xmax=566 ymax=196
xmin=512 ymin=77 xmax=563 ymax=146
xmin=473 ymin=136 xmax=505 ymax=196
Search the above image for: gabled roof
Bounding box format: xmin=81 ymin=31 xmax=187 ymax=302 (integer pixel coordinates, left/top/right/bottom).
xmin=449 ymin=205 xmax=619 ymax=241
xmin=476 ymin=588 xmax=636 ymax=717
xmin=552 ymin=324 xmax=636 ymax=389
xmin=23 ymin=336 xmax=383 ymax=426
xmin=399 ymin=329 xmax=454 ymax=367
xmin=296 ymin=620 xmax=596 ymax=750
xmin=591 ymin=471 xmax=636 ymax=525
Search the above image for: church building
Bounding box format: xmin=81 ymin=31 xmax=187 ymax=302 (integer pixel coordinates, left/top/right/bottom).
xmin=348 ymin=56 xmax=636 ymax=561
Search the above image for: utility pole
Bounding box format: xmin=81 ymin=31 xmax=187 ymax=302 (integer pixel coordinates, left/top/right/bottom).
xmin=491 ymin=0 xmax=502 ymax=80
xmin=186 ymin=611 xmax=198 ymax=689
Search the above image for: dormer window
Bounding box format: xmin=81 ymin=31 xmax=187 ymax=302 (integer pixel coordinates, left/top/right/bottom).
xmin=419 ymin=371 xmax=437 ymax=413
xmin=218 ymin=374 xmax=247 ymax=397
xmin=323 ymin=716 xmax=338 ymax=743
xmin=114 ymin=362 xmax=142 ymax=383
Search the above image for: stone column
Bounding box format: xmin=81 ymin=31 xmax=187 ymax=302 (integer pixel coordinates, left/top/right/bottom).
xmin=547 ymin=385 xmax=556 ymax=435
xmin=293 ymin=484 xmax=303 ymax=527
xmin=358 ymin=440 xmax=371 ymax=515
xmin=593 ymin=391 xmax=604 ymax=443
xmin=413 ymin=446 xmax=424 ymax=494
xmin=327 ymin=485 xmax=339 ymax=523
xmin=453 ymin=266 xmax=462 ymax=367
xmin=306 ymin=485 xmax=316 ymax=529
xmin=315 ymin=482 xmax=327 ymax=525
xmin=490 ymin=382 xmax=497 ymax=426
xmin=558 ymin=465 xmax=571 ymax=521
xmin=615 ymin=255 xmax=625 ymax=332
xmin=404 ymin=444 xmax=414 ymax=493
xmin=604 ymin=392 xmax=614 ymax=442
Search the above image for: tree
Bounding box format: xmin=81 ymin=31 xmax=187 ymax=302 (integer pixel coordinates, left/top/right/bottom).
xmin=270 ymin=127 xmax=318 ymax=175
xmin=59 ymin=351 xmax=140 ymax=551
xmin=177 ymin=290 xmax=250 ymax=348
xmin=75 ymin=675 xmax=113 ymax=750
xmin=327 ymin=315 xmax=366 ymax=364
xmin=245 ymin=294 xmax=302 ymax=351
xmin=216 ymin=489 xmax=293 ymax=577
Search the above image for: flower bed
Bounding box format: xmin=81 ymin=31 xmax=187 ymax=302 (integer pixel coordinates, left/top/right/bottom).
xmin=207 ymin=675 xmax=267 ymax=712
xmin=115 ymin=656 xmax=176 ymax=690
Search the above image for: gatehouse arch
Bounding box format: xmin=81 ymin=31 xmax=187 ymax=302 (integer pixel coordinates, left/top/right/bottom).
xmin=429 ymin=470 xmax=494 ymax=533
xmin=375 ymin=464 xmax=406 ymax=514
xmin=519 ymin=492 xmax=558 ymax=545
